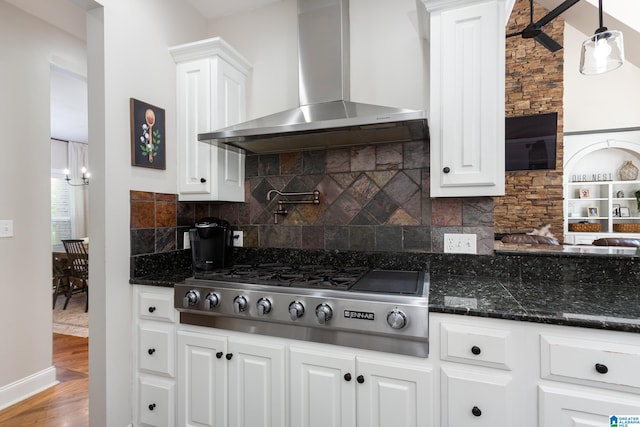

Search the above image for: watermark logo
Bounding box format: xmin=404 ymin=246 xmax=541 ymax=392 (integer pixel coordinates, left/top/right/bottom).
xmin=611 ymin=415 xmax=640 ymax=427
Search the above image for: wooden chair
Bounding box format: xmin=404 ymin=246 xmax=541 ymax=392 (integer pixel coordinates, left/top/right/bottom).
xmin=52 ymin=253 xmax=71 ymax=309
xmin=62 ymin=239 xmax=89 ymax=312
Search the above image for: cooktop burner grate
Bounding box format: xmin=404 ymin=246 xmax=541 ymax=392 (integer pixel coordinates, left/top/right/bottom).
xmin=194 ymin=264 xmax=369 ymax=289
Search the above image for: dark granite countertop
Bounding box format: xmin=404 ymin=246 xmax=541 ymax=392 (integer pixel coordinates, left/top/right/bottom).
xmin=130 ymin=272 xmax=640 ymax=334
xmin=129 ymin=248 xmax=640 ymax=334
xmin=429 ymin=275 xmax=640 ymax=333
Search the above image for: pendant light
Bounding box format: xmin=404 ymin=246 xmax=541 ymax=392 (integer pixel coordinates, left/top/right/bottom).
xmin=579 ymin=0 xmax=624 ymax=75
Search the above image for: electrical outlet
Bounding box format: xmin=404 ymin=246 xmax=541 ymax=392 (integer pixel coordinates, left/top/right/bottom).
xmin=444 ymin=233 xmax=477 ymax=254
xmin=0 ymin=220 xmax=14 ymax=238
xmin=232 ymin=231 xmax=243 ymax=247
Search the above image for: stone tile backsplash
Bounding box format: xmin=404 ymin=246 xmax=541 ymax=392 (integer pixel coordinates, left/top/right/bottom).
xmin=130 ymin=140 xmax=495 ymax=256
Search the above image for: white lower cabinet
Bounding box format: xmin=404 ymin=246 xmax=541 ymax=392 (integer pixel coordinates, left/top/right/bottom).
xmin=134 ymin=286 xmax=178 ymax=427
xmin=289 ymin=346 xmax=433 ymax=427
xmin=357 ymin=357 xmax=432 ymax=427
xmin=177 ymin=327 xmax=285 ymax=427
xmin=133 ymin=288 xmax=640 ymax=427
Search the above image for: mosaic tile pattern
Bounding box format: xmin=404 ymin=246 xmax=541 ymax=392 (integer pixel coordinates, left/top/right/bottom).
xmin=130 ymin=139 xmax=495 ymax=256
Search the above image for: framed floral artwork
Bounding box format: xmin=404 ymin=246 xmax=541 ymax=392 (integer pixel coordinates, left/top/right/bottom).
xmin=130 ymin=98 xmax=166 ymax=170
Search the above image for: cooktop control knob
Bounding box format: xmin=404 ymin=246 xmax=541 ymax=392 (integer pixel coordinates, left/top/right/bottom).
xmin=257 ymin=298 xmax=272 ymax=316
xmin=387 ymin=308 xmax=407 ymax=329
xmin=204 ymin=292 xmax=220 ymax=310
xmin=315 ymin=304 xmax=333 ymax=324
xmin=289 ymin=301 xmax=305 ymax=321
xmin=183 ymin=290 xmax=200 ymax=308
xmin=233 ymin=296 xmax=249 ymax=313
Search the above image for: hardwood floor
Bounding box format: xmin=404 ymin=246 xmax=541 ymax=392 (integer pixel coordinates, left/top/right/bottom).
xmin=0 ymin=333 xmax=88 ymax=426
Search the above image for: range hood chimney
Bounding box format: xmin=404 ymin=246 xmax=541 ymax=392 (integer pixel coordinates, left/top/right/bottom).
xmin=199 ymin=0 xmax=428 ymax=154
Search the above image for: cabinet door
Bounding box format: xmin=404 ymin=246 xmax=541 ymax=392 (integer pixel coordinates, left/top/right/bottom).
xmin=428 ymin=0 xmax=505 ymax=197
xmin=539 ymin=384 xmax=640 ymax=427
xmin=228 ymin=337 xmax=286 ymax=427
xmin=440 ymin=366 xmax=512 ymax=427
xmin=177 ymin=330 xmax=227 ymax=427
xmin=177 ymin=59 xmax=212 ymax=196
xmin=357 ymin=357 xmax=433 ymax=427
xmin=290 ymin=347 xmax=357 ymax=427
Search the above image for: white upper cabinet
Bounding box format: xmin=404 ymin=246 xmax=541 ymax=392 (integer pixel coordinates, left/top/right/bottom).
xmin=170 ymin=37 xmax=251 ymax=202
xmin=422 ymin=0 xmax=508 ymax=197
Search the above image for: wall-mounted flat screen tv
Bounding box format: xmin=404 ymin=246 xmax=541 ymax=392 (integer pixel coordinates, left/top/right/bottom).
xmin=505 ymin=112 xmax=557 ymax=171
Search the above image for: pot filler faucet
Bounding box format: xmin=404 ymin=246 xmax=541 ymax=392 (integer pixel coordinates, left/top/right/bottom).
xmin=267 ymin=189 xmax=320 ymax=224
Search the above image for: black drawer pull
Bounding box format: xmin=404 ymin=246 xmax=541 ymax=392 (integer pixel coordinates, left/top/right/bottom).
xmin=595 ymin=363 xmax=608 ymax=374
xmin=443 ymin=167 xmax=451 ymax=174
xmin=471 ymin=346 xmax=481 ymax=355
xmin=148 ymin=306 xmax=156 ymax=313
xmin=147 ymin=348 xmax=156 ymax=355
xmin=344 ymin=373 xmax=352 ymax=382
xmin=226 ymin=353 xmax=233 ymax=360
xmin=357 ymin=375 xmax=365 ymax=384
xmin=472 ymin=406 xmax=482 ymax=417
xmin=200 ymin=178 xmax=207 ymax=183
xmin=148 ymin=403 xmax=156 ymax=411
xmin=216 ymin=352 xmax=223 ymax=359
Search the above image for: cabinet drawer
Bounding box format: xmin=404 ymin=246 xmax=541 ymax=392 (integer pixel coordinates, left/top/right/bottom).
xmin=539 ymin=384 xmax=640 ymax=427
xmin=541 ymin=334 xmax=640 ymax=392
xmin=440 ymin=322 xmax=511 ymax=370
xmin=139 ymin=375 xmax=175 ymax=427
xmin=139 ymin=323 xmax=175 ymax=377
xmin=440 ymin=367 xmax=511 ymax=427
xmin=138 ymin=290 xmax=176 ymax=322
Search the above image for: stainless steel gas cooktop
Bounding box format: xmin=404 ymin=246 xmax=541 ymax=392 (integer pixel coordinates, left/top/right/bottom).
xmin=176 ymin=264 xmax=430 ymax=357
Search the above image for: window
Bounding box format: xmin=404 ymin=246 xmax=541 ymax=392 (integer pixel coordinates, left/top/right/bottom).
xmin=51 ymin=170 xmax=72 ymax=252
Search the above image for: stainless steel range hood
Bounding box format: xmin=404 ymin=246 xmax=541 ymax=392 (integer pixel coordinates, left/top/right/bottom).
xmin=199 ymin=0 xmax=428 ymax=154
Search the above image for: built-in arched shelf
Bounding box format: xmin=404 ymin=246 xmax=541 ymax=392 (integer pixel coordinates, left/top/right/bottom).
xmin=563 ymin=129 xmax=640 ymax=244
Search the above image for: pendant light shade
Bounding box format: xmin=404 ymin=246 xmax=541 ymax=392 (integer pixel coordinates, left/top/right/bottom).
xmin=579 ymin=0 xmax=624 ymax=75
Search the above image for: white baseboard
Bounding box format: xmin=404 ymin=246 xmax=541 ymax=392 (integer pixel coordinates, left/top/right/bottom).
xmin=0 ymin=366 xmax=58 ymax=411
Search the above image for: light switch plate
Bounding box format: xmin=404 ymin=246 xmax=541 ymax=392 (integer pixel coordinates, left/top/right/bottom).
xmin=444 ymin=233 xmax=477 ymax=254
xmin=0 ymin=220 xmax=14 ymax=238
xmin=232 ymin=231 xmax=243 ymax=247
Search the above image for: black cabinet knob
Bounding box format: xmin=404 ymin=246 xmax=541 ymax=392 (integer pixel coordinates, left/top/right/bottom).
xmin=472 ymin=406 xmax=482 ymax=417
xmin=344 ymin=373 xmax=352 ymax=382
xmin=471 ymin=346 xmax=481 ymax=355
xmin=443 ymin=167 xmax=451 ymax=174
xmin=147 ymin=348 xmax=156 ymax=355
xmin=216 ymin=352 xmax=223 ymax=359
xmin=226 ymin=353 xmax=233 ymax=360
xmin=200 ymin=178 xmax=207 ymax=183
xmin=595 ymin=363 xmax=608 ymax=374
xmin=356 ymin=375 xmax=365 ymax=384
xmin=148 ymin=306 xmax=156 ymax=313
xmin=148 ymin=403 xmax=156 ymax=411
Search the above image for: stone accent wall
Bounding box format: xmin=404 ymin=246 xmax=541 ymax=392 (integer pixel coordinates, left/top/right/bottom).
xmin=494 ymin=0 xmax=565 ymax=240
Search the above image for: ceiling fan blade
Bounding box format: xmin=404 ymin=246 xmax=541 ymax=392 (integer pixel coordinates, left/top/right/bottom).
xmin=506 ymin=30 xmax=524 ymax=38
xmin=534 ymin=31 xmax=563 ymax=52
xmin=535 ymin=0 xmax=581 ymax=27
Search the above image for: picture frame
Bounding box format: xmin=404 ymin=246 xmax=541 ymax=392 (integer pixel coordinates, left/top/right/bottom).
xmin=579 ymin=188 xmax=591 ymax=199
xmin=620 ymin=207 xmax=631 ymax=217
xmin=587 ymin=206 xmax=599 ymax=217
xmin=612 ymin=204 xmax=621 ymax=217
xmin=130 ymin=98 xmax=166 ymax=170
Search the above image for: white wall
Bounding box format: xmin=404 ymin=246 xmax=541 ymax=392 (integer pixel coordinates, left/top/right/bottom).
xmin=563 ymin=23 xmax=640 ymax=132
xmin=207 ymin=0 xmax=426 ymax=121
xmin=0 ymin=1 xmax=86 ymax=409
xmin=84 ymin=1 xmax=207 ymax=425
